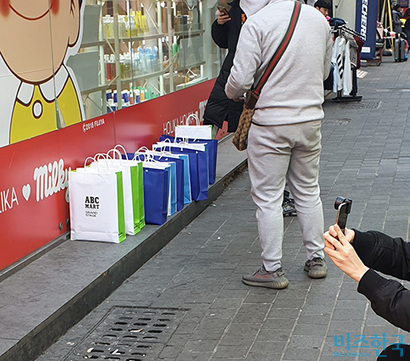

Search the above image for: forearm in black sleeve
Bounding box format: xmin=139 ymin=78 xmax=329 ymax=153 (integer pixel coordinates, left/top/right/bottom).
xmin=358 ymin=269 xmax=410 ymax=332
xmin=211 ymin=21 xmax=229 ymax=49
xmin=353 ymin=229 xmax=410 ymax=281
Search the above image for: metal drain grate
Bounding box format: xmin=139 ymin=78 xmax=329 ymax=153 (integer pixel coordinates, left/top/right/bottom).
xmin=66 ymin=307 xmax=187 ymax=360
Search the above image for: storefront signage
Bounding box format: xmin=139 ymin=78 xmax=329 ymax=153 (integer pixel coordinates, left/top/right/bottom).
xmin=355 ymin=0 xmax=378 ymax=60
xmin=0 ymin=80 xmax=214 ymax=271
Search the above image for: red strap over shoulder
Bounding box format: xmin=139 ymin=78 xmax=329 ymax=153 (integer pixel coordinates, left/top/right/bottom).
xmin=254 ymin=1 xmax=302 ymax=95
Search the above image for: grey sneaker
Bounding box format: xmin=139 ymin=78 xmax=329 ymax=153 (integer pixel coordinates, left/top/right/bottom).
xmin=304 ymin=257 xmax=327 ymax=279
xmin=242 ymin=266 xmax=289 ymax=289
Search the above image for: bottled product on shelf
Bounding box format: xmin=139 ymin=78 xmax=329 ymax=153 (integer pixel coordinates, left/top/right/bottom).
xmin=106 ymin=85 xmax=158 ymax=113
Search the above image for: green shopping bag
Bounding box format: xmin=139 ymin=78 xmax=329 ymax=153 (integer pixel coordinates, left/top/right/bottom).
xmin=130 ymin=160 xmax=145 ymax=231
xmin=93 ymin=158 xmax=144 ymax=235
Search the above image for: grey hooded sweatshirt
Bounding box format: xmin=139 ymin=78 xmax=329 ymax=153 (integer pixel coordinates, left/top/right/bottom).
xmin=225 ymin=0 xmax=333 ymax=126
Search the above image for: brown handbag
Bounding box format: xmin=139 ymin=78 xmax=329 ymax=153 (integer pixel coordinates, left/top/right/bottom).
xmin=232 ymin=1 xmax=302 ymax=151
xmin=231 ymin=91 xmax=258 ymax=151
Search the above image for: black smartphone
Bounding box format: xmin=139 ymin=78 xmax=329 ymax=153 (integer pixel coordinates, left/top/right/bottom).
xmin=334 ymin=196 xmax=352 ymax=233
xmin=217 ymin=6 xmax=229 ymax=16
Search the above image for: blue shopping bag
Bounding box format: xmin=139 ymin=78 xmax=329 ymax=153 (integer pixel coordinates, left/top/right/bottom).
xmin=160 ymin=135 xmax=218 ymax=185
xmin=166 ymin=161 xmax=177 ymax=216
xmin=190 ymin=139 xmax=217 ymax=185
xmin=154 ymin=144 xmax=208 ymax=201
xmin=125 ymin=151 xmax=189 ymax=208
xmin=159 ymin=136 xmax=209 ymax=187
xmin=142 ymin=166 xmax=169 ymax=225
xmin=175 ymin=153 xmax=192 ymax=205
xmin=151 ymin=155 xmax=184 ymax=211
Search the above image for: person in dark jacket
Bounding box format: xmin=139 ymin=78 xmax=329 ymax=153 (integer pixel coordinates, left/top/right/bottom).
xmin=203 ymin=0 xmax=246 ymax=136
xmin=392 ymin=4 xmax=403 ymax=35
xmin=324 ymin=224 xmax=410 ymax=359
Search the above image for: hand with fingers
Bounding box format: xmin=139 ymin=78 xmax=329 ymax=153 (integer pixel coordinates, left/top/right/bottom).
xmin=323 ymin=225 xmax=369 ymax=282
xmin=216 ymin=10 xmax=231 ymax=25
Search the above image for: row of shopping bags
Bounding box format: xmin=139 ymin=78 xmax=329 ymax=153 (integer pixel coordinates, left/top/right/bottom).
xmin=69 ymin=131 xmax=218 ymax=243
xmin=130 ymin=133 xmax=218 ymax=220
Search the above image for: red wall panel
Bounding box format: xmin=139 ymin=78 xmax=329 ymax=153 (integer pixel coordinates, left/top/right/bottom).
xmin=0 ymin=80 xmax=215 ymax=271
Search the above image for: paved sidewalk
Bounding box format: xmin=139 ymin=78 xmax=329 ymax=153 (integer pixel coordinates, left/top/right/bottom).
xmin=21 ymin=56 xmax=410 ymax=360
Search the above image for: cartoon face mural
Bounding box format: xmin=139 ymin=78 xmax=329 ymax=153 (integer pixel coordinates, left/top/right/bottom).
xmin=0 ymin=0 xmax=84 ymax=146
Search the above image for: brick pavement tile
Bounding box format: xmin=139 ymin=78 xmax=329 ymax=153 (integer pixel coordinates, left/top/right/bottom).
xmin=217 ymin=289 xmax=249 ymax=299
xmin=327 ymin=320 xmax=362 ymax=335
xmin=287 ymin=334 xmax=324 ymax=349
xmin=261 ymin=318 xmax=296 ymax=331
xmin=298 ymin=309 xmax=331 ymax=326
xmin=219 ymin=323 xmax=260 ymax=346
xmin=270 ymin=295 xmax=306 ymax=309
xmin=247 ymin=341 xmax=287 ymax=359
xmin=292 ymin=323 xmax=328 ymax=336
xmin=257 ymin=328 xmax=292 ymax=343
xmin=205 ymin=308 xmax=237 ymax=321
xmin=282 ymin=346 xmax=321 ymax=360
xmin=211 ymin=345 xmax=250 ymax=359
xmin=184 ymin=339 xmax=219 ymax=352
xmin=364 ymin=314 xmax=402 ymax=329
xmin=183 ymin=291 xmax=219 ymax=305
xmin=300 ymin=303 xmax=334 ymax=318
xmin=188 ymin=318 xmax=231 ymax=341
xmin=244 ymin=290 xmax=278 ymax=304
xmin=209 ymin=298 xmax=243 ymax=309
xmin=363 ymin=324 xmax=402 ymax=338
xmin=233 ymin=303 xmax=271 ymax=324
xmin=173 ymin=321 xmax=199 ymax=335
xmin=267 ymin=308 xmax=300 ymax=320
xmin=176 ymin=351 xmax=214 ymax=361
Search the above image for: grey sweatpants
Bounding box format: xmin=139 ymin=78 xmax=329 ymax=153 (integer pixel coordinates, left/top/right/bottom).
xmin=247 ymin=119 xmax=325 ymax=272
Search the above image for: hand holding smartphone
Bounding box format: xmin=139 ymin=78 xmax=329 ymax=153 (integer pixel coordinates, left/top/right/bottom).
xmin=217 ymin=6 xmax=229 ymax=16
xmin=334 ymin=196 xmax=352 ymax=234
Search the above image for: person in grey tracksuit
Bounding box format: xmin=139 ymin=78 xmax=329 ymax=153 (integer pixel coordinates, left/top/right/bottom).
xmin=225 ymin=0 xmax=332 ymax=288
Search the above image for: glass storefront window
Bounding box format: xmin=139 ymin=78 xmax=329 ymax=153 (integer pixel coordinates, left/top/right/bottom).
xmin=67 ymin=0 xmax=225 ymax=120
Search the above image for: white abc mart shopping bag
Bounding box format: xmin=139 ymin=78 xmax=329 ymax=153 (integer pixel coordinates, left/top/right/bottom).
xmin=69 ymin=169 xmax=126 ymax=243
